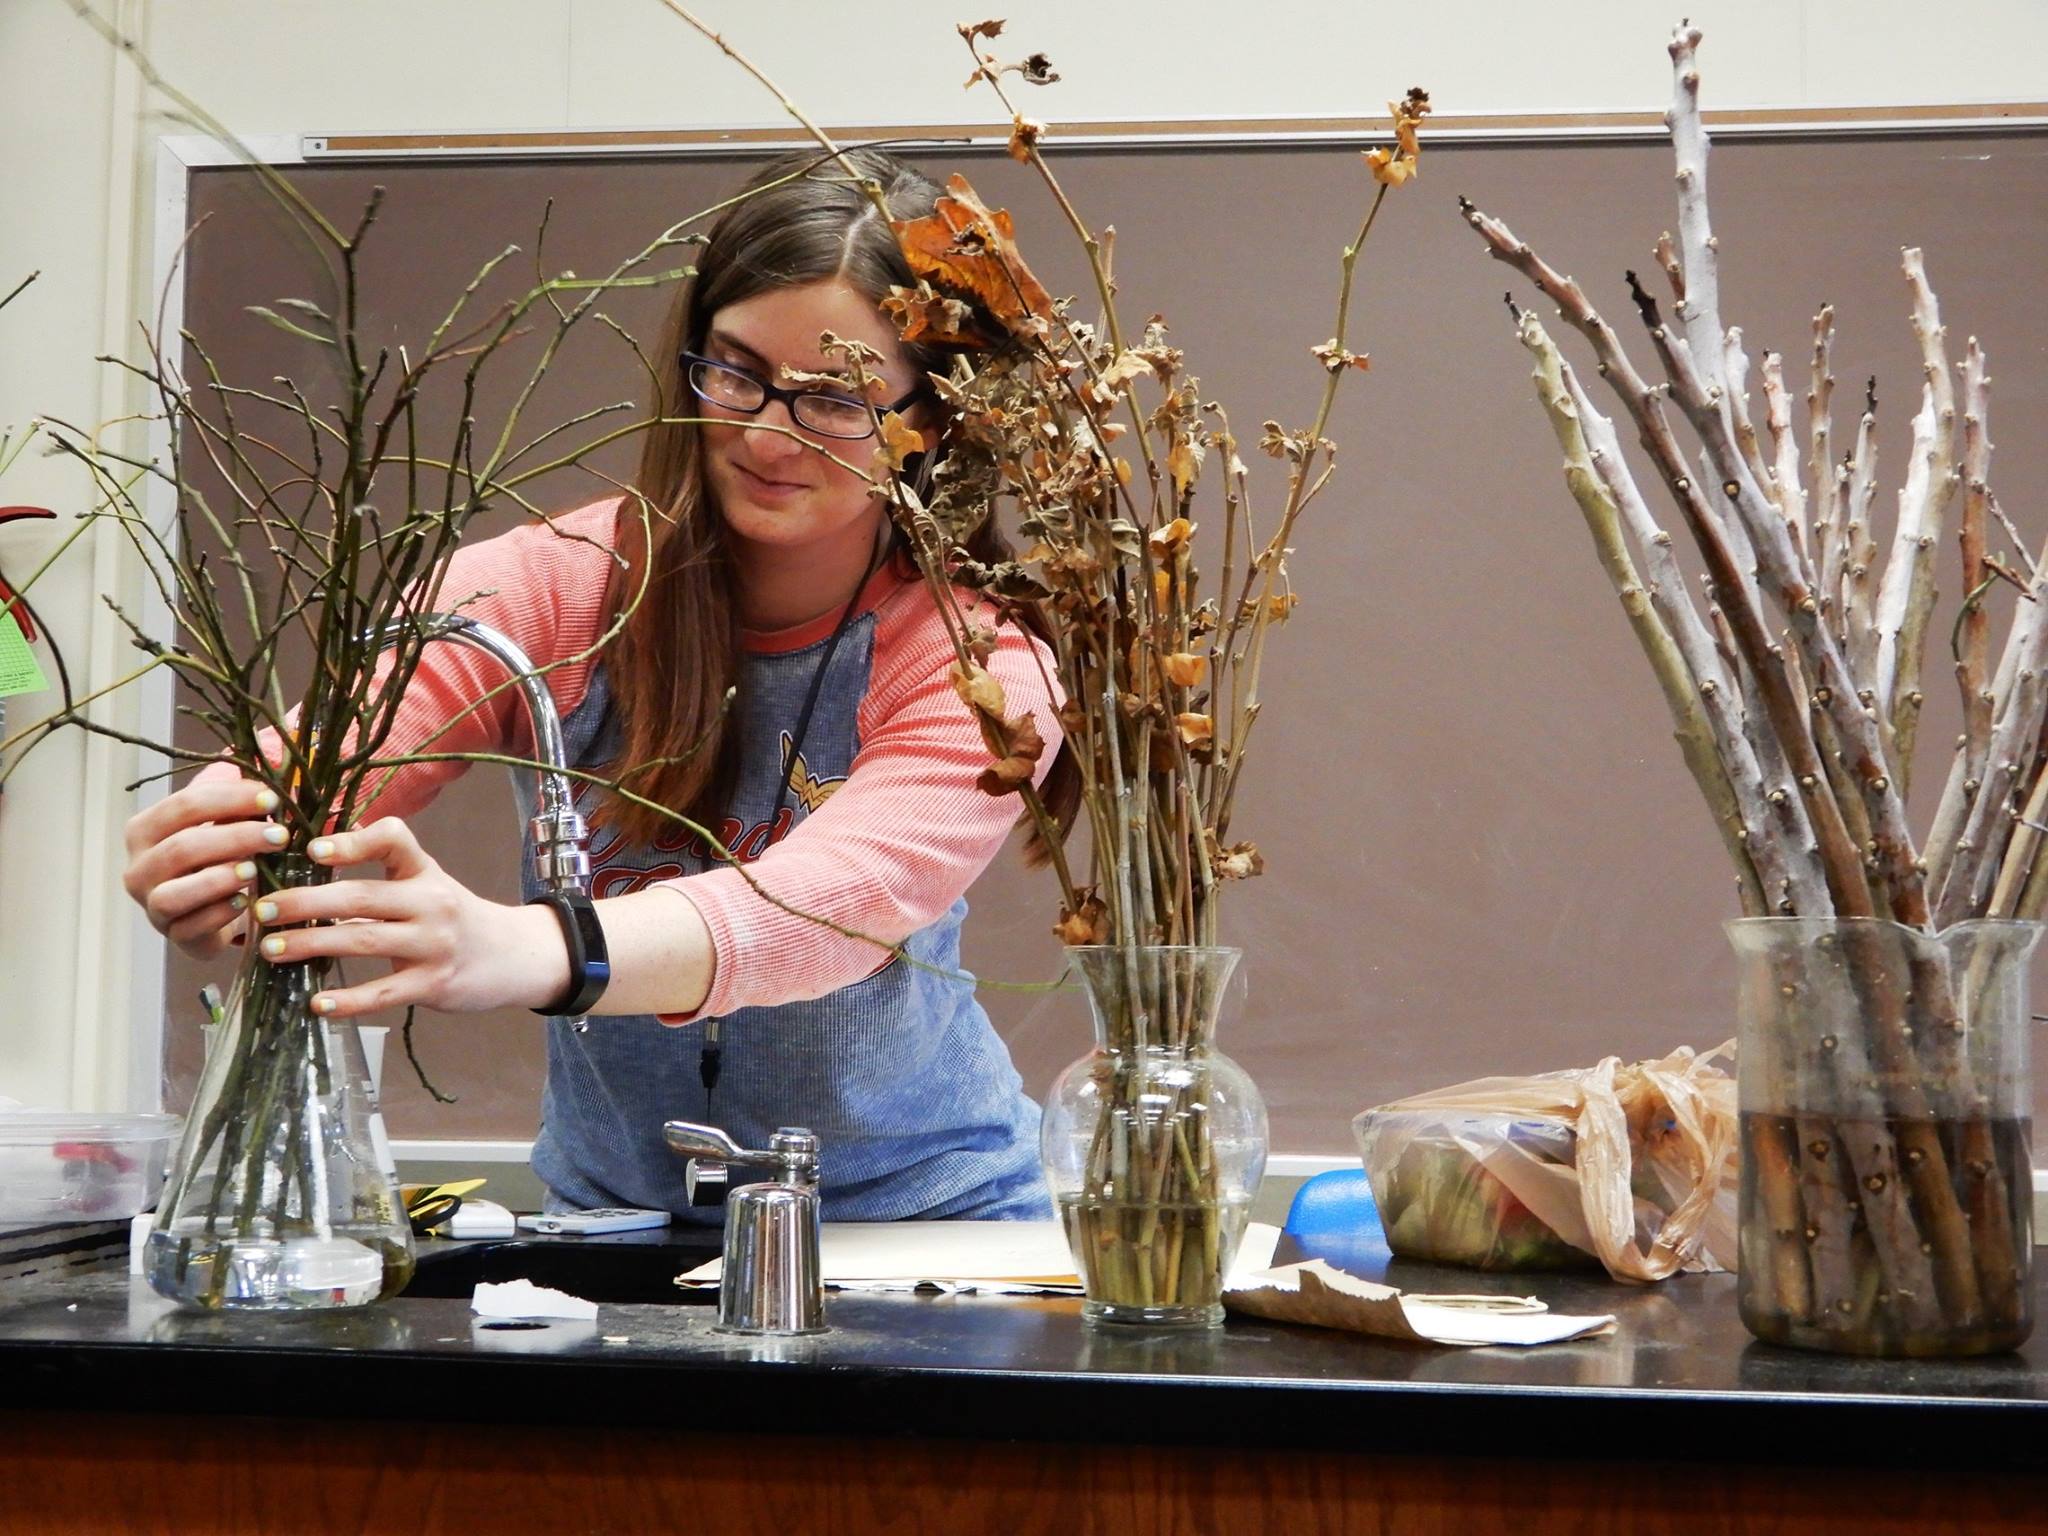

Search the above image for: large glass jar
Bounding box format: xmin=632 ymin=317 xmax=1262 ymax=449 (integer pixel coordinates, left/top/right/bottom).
xmin=1727 ymin=917 xmax=2040 ymax=1357
xmin=1040 ymin=945 xmax=1268 ymax=1328
xmin=147 ymin=864 xmax=414 ymax=1310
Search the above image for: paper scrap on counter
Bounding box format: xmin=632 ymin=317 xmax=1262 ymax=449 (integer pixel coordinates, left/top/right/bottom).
xmin=677 ymin=1219 xmax=1082 ymax=1292
xmin=824 ymin=1277 xmax=1080 ymax=1297
xmin=1224 ymin=1258 xmax=1616 ymax=1346
xmin=1227 ymin=1221 xmax=1284 ymax=1284
xmin=471 ymin=1278 xmax=599 ymax=1321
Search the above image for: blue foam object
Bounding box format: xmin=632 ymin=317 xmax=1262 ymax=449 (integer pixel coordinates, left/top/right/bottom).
xmin=1279 ymin=1168 xmax=1392 ymax=1274
xmin=1282 ymin=1167 xmax=1382 ymax=1239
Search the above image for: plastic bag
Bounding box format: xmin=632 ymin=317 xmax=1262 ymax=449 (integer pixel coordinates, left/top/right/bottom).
xmin=1352 ymin=1042 xmax=1739 ymax=1283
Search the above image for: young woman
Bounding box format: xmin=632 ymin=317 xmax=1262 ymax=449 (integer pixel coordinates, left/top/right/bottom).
xmin=121 ymin=149 xmax=1076 ymax=1223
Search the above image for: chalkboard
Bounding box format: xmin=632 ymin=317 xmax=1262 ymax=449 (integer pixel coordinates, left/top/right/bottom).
xmin=164 ymin=128 xmax=2048 ymax=1154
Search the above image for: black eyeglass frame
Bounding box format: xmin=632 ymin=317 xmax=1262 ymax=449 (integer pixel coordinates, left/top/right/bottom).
xmin=679 ymin=351 xmax=924 ymax=441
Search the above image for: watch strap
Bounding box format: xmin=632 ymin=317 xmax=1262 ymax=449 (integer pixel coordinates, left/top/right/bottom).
xmin=527 ymin=890 xmax=611 ymax=1018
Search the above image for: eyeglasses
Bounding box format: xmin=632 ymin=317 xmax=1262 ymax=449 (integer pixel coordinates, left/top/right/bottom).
xmin=680 ymin=352 xmax=923 ymax=441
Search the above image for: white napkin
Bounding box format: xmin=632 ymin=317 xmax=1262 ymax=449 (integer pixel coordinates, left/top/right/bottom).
xmin=470 ymin=1278 xmax=600 ymax=1321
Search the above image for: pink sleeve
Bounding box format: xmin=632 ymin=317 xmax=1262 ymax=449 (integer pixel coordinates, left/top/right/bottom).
xmin=222 ymin=504 xmax=615 ymax=824
xmin=659 ymin=597 xmax=1063 ymax=1022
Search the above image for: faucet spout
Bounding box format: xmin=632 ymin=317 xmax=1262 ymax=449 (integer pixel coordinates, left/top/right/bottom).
xmin=367 ymin=612 xmax=595 ymax=1024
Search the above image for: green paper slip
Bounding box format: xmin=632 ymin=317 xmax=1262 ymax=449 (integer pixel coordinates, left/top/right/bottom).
xmin=0 ymin=609 xmax=47 ymax=697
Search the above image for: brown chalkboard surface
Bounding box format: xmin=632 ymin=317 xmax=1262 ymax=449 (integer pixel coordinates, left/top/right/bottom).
xmin=166 ymin=130 xmax=2048 ymax=1154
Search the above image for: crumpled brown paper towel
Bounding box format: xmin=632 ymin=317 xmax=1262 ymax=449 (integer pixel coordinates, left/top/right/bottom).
xmin=1224 ymin=1259 xmax=1616 ymax=1346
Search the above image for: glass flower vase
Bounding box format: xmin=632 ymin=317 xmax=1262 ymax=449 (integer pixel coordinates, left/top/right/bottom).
xmin=1041 ymin=945 xmax=1269 ymax=1328
xmin=1727 ymin=916 xmax=2040 ymax=1357
xmin=147 ymin=882 xmax=414 ymax=1310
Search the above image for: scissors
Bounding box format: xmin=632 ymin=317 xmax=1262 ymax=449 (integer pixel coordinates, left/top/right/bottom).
xmin=405 ymin=1189 xmax=465 ymax=1237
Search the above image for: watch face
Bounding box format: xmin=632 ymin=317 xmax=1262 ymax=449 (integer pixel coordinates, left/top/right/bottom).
xmin=569 ymin=895 xmax=612 ymax=993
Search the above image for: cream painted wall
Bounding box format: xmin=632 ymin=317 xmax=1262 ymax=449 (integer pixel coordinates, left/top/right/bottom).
xmin=3 ymin=0 xmax=2044 ymax=1111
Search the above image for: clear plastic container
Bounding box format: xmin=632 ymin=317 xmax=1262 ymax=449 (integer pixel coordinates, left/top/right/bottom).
xmin=0 ymin=1112 xmax=179 ymax=1224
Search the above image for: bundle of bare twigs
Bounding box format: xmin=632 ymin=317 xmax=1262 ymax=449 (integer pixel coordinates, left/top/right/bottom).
xmin=0 ymin=11 xmax=738 ymax=1299
xmin=1462 ymin=22 xmax=2038 ymax=1352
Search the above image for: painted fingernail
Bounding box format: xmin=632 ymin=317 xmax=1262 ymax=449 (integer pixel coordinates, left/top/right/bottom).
xmin=312 ymin=995 xmax=336 ymax=1015
xmin=309 ymin=837 xmax=335 ymax=860
xmin=263 ymin=825 xmax=289 ymax=847
xmin=233 ymin=861 xmax=258 ymax=882
xmin=260 ymin=935 xmax=286 ymax=958
xmin=254 ymin=900 xmax=278 ymax=923
xmin=229 ymin=894 xmax=248 ymax=913
xmin=253 ymin=789 xmax=279 ymax=813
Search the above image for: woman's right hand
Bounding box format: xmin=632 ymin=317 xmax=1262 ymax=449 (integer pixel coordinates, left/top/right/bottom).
xmin=122 ymin=776 xmax=290 ymax=960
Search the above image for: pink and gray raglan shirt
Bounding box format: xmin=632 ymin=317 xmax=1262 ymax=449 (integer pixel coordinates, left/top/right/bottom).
xmin=360 ymin=499 xmax=1063 ymax=1222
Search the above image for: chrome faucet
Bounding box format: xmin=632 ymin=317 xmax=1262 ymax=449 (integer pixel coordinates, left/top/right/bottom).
xmin=368 ymin=613 xmax=595 ymax=1029
xmin=664 ymin=1120 xmax=826 ymax=1335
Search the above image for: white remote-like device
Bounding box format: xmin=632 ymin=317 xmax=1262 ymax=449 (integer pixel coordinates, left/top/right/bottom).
xmin=516 ymin=1207 xmax=672 ymax=1235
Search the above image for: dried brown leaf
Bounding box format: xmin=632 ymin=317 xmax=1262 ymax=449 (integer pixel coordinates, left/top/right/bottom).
xmin=871 ymin=410 xmax=924 ymax=475
xmin=1007 ymin=115 xmax=1046 ymax=163
xmin=1160 ymin=651 xmax=1207 ymax=687
xmin=1148 ymin=517 xmax=1195 ymax=560
xmin=883 ymin=281 xmax=995 ymax=348
xmin=1364 ymin=87 xmax=1431 ymax=188
xmin=950 ymin=661 xmax=1008 ymax=720
xmin=1309 ymin=338 xmax=1370 ymax=373
xmin=1210 ymin=837 xmax=1265 ymax=881
xmin=891 ymin=175 xmax=1054 ymax=346
xmin=1053 ymin=890 xmax=1109 ymax=946
xmin=977 ymin=710 xmax=1045 ymax=795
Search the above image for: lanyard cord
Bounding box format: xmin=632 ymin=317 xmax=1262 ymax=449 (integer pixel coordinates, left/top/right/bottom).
xmin=700 ymin=527 xmax=894 ymax=1109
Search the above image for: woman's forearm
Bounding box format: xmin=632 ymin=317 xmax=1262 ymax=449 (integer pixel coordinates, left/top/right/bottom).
xmin=586 ymin=886 xmax=716 ymax=1018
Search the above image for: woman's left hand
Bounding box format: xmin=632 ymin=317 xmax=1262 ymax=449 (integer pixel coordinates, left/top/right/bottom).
xmin=250 ymin=818 xmax=569 ymax=1019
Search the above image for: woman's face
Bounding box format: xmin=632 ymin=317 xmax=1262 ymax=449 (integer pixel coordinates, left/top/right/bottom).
xmin=695 ymin=276 xmax=927 ymax=561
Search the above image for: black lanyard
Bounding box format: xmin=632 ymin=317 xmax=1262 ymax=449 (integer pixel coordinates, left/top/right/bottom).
xmin=700 ymin=532 xmax=892 ymax=1106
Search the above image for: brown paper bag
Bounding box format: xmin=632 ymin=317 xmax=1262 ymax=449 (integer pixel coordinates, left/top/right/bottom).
xmin=1352 ymin=1042 xmax=1739 ymax=1283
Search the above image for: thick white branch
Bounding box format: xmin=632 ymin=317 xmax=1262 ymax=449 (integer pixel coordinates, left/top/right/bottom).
xmin=1842 ymin=394 xmax=1883 ymax=694
xmin=1808 ymin=306 xmax=1838 ymax=596
xmin=1562 ymin=353 xmax=1825 ymax=912
xmin=1873 ymin=383 xmax=1938 ymax=713
xmin=1761 ymin=349 xmax=1808 ymax=563
xmin=1666 ymin=24 xmax=1730 ymax=422
xmin=1643 ymin=290 xmax=1929 ymax=923
xmin=1938 ymin=550 xmax=2048 ymax=925
xmin=1723 ymin=329 xmax=1771 ymax=495
xmin=1871 ymin=249 xmax=1961 ymax=775
xmin=1956 ymin=337 xmax=1994 ymax=803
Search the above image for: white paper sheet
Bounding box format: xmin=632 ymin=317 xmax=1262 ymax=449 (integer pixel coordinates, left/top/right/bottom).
xmin=676 ymin=1219 xmax=1082 ymax=1291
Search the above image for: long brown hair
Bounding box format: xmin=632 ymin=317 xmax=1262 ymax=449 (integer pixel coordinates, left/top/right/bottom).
xmin=600 ymin=148 xmax=1078 ymax=860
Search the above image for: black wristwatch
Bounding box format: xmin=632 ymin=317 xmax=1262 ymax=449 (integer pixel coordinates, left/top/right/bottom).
xmin=527 ymin=890 xmax=611 ymax=1018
